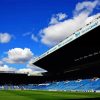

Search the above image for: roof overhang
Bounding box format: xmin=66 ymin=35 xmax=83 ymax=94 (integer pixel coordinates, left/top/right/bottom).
xmin=32 ymin=16 xmax=100 ymax=74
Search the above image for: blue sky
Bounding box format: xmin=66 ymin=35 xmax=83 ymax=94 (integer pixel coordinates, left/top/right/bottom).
xmin=0 ymin=0 xmax=75 ymax=56
xmin=0 ymin=0 xmax=100 ymax=75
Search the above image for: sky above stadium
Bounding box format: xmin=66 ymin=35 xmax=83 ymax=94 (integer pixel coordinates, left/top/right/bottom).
xmin=0 ymin=0 xmax=100 ymax=75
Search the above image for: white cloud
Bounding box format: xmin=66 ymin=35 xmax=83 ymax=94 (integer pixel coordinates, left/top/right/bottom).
xmin=0 ymin=61 xmax=4 ymax=66
xmin=49 ymin=13 xmax=67 ymax=25
xmin=0 ymin=33 xmax=12 ymax=43
xmin=17 ymin=68 xmax=33 ymax=74
xmin=0 ymin=61 xmax=16 ymax=72
xmin=0 ymin=60 xmax=46 ymax=75
xmin=0 ymin=63 xmax=44 ymax=75
xmin=74 ymin=0 xmax=99 ymax=16
xmin=1 ymin=48 xmax=46 ymax=75
xmin=17 ymin=61 xmax=47 ymax=75
xmin=49 ymin=17 xmax=59 ymax=25
xmin=31 ymin=34 xmax=38 ymax=42
xmin=57 ymin=13 xmax=68 ymax=20
xmin=0 ymin=64 xmax=16 ymax=72
xmin=3 ymin=48 xmax=33 ymax=64
xmin=17 ymin=67 xmax=45 ymax=76
xmin=40 ymin=0 xmax=100 ymax=46
xmin=17 ymin=62 xmax=47 ymax=75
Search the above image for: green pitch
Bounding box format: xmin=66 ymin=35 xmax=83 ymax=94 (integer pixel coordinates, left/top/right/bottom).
xmin=0 ymin=90 xmax=100 ymax=100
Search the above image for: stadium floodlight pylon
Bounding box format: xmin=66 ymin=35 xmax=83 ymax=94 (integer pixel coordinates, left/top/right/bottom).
xmin=32 ymin=15 xmax=100 ymax=64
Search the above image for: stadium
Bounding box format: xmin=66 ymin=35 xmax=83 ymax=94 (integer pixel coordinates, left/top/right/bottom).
xmin=0 ymin=15 xmax=100 ymax=100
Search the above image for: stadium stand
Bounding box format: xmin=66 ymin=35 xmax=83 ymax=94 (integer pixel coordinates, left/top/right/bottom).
xmin=0 ymin=78 xmax=100 ymax=92
xmin=0 ymin=15 xmax=100 ymax=93
xmin=25 ymin=78 xmax=100 ymax=92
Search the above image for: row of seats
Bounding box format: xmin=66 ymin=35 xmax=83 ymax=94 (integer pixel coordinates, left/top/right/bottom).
xmin=0 ymin=78 xmax=100 ymax=92
xmin=27 ymin=78 xmax=100 ymax=91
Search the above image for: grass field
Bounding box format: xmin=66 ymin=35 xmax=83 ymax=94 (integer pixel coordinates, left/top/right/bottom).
xmin=0 ymin=90 xmax=100 ymax=100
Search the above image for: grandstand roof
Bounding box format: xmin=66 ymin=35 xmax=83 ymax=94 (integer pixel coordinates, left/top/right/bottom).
xmin=32 ymin=16 xmax=100 ymax=77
